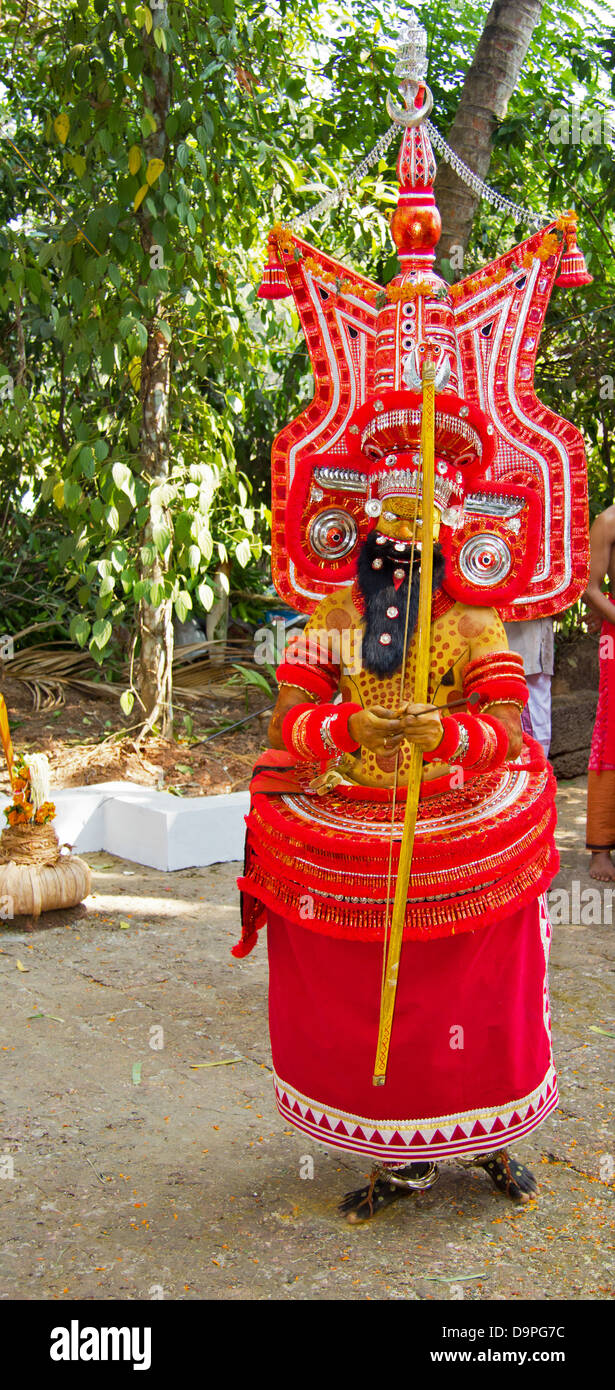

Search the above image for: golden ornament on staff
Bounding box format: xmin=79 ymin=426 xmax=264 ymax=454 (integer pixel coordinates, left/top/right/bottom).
xmin=373 ymin=357 xmax=436 ymax=1086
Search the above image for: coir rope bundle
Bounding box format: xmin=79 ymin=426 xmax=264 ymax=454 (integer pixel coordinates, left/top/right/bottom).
xmin=0 ymin=821 xmax=60 ymax=866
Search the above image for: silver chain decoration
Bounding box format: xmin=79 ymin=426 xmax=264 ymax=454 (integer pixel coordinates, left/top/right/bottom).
xmin=286 ymin=119 xmax=550 ymax=236
xmin=285 ymin=15 xmax=550 ymax=236
xmin=287 ymin=124 xmax=399 ymax=233
xmin=425 ymin=120 xmax=549 ymax=229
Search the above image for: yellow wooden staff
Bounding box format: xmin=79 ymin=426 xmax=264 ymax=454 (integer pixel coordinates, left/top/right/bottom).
xmin=373 ymin=358 xmax=436 ymax=1085
xmin=0 ymin=694 xmax=15 ymax=787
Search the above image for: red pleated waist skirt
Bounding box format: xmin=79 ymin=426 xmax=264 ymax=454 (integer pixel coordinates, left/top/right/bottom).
xmin=267 ymin=895 xmax=557 ymax=1164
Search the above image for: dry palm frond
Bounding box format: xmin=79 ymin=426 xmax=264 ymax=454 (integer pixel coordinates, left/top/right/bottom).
xmin=173 ymin=639 xmax=256 ymax=664
xmin=4 ymin=644 xmax=121 ymax=711
xmin=172 ymin=639 xmax=262 ymax=697
xmin=4 ymin=635 xmax=266 ymax=711
xmin=173 ymin=659 xmax=237 ymax=692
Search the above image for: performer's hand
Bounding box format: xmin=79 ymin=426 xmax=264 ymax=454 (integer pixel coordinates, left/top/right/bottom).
xmin=348 ymin=705 xmax=407 ymax=754
xmin=398 ymin=702 xmax=444 ymax=752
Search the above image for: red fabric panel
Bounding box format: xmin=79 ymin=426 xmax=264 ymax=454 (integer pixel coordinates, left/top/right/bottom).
xmin=588 ymin=599 xmax=615 ymax=773
xmin=267 ymin=900 xmax=550 ymax=1124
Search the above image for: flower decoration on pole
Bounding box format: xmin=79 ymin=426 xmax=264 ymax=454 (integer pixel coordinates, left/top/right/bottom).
xmin=0 ymin=694 xmax=91 ymax=919
xmin=4 ymin=754 xmax=56 ymax=828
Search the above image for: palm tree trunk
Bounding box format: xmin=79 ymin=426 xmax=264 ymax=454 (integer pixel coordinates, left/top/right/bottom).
xmin=435 ymin=0 xmax=544 ymax=264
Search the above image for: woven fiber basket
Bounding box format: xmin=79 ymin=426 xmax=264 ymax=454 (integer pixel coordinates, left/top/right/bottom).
xmin=0 ymin=824 xmax=91 ymax=918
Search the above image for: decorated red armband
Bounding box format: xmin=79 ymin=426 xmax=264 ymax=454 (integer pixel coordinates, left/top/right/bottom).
xmin=275 ymin=661 xmax=336 ymax=701
xmin=423 ymin=711 xmax=508 ymax=774
xmin=462 ymin=650 xmax=528 ymax=712
xmin=277 ymin=628 xmax=341 ymax=702
xmin=282 ymin=702 xmax=361 ymax=762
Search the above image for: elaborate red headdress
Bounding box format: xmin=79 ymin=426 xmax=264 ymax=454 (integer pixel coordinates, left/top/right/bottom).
xmin=261 ymin=25 xmax=590 ymax=621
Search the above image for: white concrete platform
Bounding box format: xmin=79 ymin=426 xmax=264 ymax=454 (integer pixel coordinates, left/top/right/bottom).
xmin=0 ymin=782 xmax=250 ymax=872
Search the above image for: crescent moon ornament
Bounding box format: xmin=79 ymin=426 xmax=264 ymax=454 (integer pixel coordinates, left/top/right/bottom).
xmin=386 ymin=84 xmax=433 ymax=128
xmin=403 ymin=344 xmax=451 ymax=394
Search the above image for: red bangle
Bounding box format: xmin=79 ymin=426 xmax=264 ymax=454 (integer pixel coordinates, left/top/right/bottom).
xmin=464 ymin=652 xmax=524 ymax=682
xmin=424 ymin=712 xmax=503 ymax=771
xmin=282 ymin=703 xmax=318 ymax=760
xmin=453 ymin=713 xmax=484 ymax=766
xmin=305 ymin=703 xmax=361 ymax=757
xmin=479 ymin=713 xmax=509 ymax=766
xmin=463 ymin=650 xmax=528 ymax=711
xmin=471 ymin=718 xmax=499 ymax=773
xmin=284 ymin=630 xmax=340 ymax=676
xmin=422 ymin=715 xmax=461 ymax=764
xmin=465 ymin=678 xmax=528 ymax=708
xmin=326 ymin=704 xmax=361 ymax=753
xmin=281 ymin=701 xmax=362 ymax=761
xmin=304 ymin=707 xmax=331 ymax=757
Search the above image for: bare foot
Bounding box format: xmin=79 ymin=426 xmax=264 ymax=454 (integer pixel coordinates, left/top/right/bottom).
xmin=589 ymin=851 xmax=615 ymax=882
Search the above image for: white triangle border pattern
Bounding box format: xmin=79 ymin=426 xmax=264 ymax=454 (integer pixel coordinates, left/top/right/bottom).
xmin=273 ymin=1065 xmax=558 ymax=1161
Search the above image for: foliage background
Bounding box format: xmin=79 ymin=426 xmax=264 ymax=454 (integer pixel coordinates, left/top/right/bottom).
xmin=0 ymin=0 xmax=614 ymax=669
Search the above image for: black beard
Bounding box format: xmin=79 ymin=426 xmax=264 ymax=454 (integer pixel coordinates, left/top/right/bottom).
xmin=357 ymin=533 xmax=446 ymax=678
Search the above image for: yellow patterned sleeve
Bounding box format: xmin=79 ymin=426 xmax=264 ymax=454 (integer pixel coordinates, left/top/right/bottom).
xmin=466 ymin=607 xmax=509 ymax=660
xmin=462 ymin=606 xmax=528 ymax=713
xmin=276 ymin=591 xmax=351 ymax=700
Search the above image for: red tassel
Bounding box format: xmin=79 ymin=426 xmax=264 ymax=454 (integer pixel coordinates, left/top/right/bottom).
xmin=257 ymin=253 xmax=292 ymax=300
xmin=231 ymin=938 xmax=256 ymax=958
xmin=555 ymin=224 xmax=593 ymax=287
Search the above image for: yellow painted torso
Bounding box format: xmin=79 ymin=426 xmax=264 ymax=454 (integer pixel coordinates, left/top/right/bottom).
xmin=301 ymin=588 xmax=510 ymax=789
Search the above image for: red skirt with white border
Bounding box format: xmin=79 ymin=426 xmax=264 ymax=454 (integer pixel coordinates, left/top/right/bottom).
xmin=267 ymin=894 xmax=556 ymax=1164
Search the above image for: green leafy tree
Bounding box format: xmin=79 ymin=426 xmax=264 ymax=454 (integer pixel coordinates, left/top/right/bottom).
xmin=1 ymin=0 xmax=614 ymax=736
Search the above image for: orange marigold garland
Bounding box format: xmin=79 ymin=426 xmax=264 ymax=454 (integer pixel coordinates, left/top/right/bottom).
xmin=444 ymin=215 xmax=582 ymax=299
xmin=3 ymin=755 xmax=56 ymax=828
xmin=271 ymin=206 xmax=582 ymax=312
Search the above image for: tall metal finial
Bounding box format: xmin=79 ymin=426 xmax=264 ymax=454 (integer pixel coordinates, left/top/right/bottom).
xmin=394 ymin=10 xmax=428 ymax=85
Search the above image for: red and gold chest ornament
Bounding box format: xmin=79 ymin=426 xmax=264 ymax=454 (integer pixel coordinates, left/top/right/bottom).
xmin=260 ymin=94 xmax=590 ymax=622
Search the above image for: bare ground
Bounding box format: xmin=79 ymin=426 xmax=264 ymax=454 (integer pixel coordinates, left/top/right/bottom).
xmin=0 ymin=776 xmax=613 ymax=1301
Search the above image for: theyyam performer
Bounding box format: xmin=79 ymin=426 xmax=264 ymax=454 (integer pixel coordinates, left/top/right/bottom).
xmin=234 ymin=15 xmax=590 ymax=1221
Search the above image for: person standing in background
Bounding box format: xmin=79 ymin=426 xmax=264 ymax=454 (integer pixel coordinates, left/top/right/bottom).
xmin=504 ymin=617 xmax=554 ymax=759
